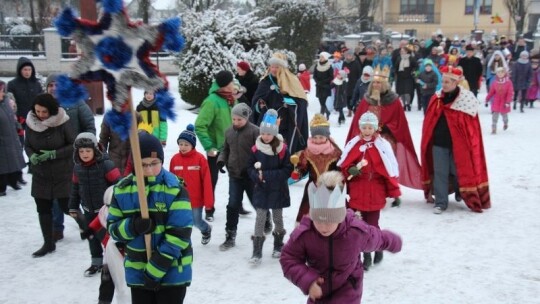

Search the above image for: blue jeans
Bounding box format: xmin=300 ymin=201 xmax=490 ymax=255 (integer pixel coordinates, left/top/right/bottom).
xmin=52 ymin=200 xmax=64 ymax=232
xmin=226 ymin=176 xmax=254 ymax=231
xmin=192 ymin=207 xmax=210 ymax=233
xmin=432 ymin=145 xmax=459 ymax=210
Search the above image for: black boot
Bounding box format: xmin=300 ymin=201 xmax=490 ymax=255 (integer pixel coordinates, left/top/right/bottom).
xmin=272 ymin=230 xmax=286 ymax=258
xmin=363 ymin=252 xmax=372 ymax=271
xmin=374 ymin=251 xmax=384 ymax=264
xmin=264 ymin=211 xmax=273 ymax=235
xmin=32 ymin=214 xmax=56 ymax=258
xmin=219 ymin=229 xmax=236 ymax=251
xmin=249 ymin=236 xmax=265 ymax=265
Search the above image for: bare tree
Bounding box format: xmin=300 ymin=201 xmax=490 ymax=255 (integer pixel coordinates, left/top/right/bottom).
xmin=356 ymin=0 xmax=381 ymax=32
xmin=504 ymin=0 xmax=529 ymax=37
xmin=176 ymin=0 xmax=230 ymax=12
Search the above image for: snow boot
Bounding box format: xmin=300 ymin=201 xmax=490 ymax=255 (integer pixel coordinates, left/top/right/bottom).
xmin=264 ymin=212 xmax=273 ymax=235
xmin=503 ymin=124 xmax=508 ymax=131
xmin=205 ymin=208 xmax=215 ymax=222
xmin=374 ymin=251 xmax=384 ymax=264
xmin=219 ymin=229 xmax=236 ymax=251
xmin=491 ymin=126 xmax=496 ymax=134
xmin=272 ymin=230 xmax=286 ymax=258
xmin=53 ymin=230 xmax=64 ymax=242
xmin=455 ymin=191 xmax=462 ymax=202
xmin=249 ymin=236 xmax=265 ymax=265
xmin=201 ymin=225 xmax=212 ymax=245
xmin=362 ymin=252 xmax=372 ymax=271
xmin=84 ymin=265 xmax=103 ymax=277
xmin=239 ymin=205 xmax=251 ymax=215
xmin=32 ymin=214 xmax=56 ymax=258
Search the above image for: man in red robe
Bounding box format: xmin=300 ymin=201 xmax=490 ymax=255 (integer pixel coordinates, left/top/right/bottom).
xmin=421 ymin=66 xmax=490 ymax=214
xmin=346 ymin=66 xmax=422 ymax=193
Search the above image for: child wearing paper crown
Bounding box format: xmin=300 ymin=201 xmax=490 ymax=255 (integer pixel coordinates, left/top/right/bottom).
xmin=68 ymin=132 xmax=121 ymax=277
xmin=169 ymin=124 xmax=214 ymax=244
xmin=247 ymin=109 xmax=293 ymax=265
xmin=136 ymin=90 xmax=168 ymax=146
xmin=338 ymin=112 xmax=400 ymax=271
xmin=291 ymin=114 xmax=342 ymax=224
xmin=484 ymin=67 xmax=513 ymax=134
xmin=280 ymin=171 xmax=402 ymax=303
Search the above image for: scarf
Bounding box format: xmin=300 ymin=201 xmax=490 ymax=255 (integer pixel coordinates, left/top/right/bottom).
xmin=216 ymin=89 xmax=236 ymax=106
xmin=306 ymin=138 xmax=335 ymax=155
xmin=316 ymin=60 xmax=332 ymax=72
xmin=398 ymin=54 xmax=410 ymax=71
xmin=255 ymin=134 xmax=284 ymax=156
xmin=141 ymin=99 xmax=155 ymax=108
xmin=26 ymin=107 xmax=69 ymax=132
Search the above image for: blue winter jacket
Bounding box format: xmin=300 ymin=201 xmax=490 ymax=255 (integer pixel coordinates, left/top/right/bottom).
xmin=107 ymin=169 xmax=193 ymax=288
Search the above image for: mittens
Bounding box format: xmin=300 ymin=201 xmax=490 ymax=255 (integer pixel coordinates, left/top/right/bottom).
xmin=130 ymin=216 xmax=155 ymax=236
xmin=348 ymin=166 xmax=360 ymax=177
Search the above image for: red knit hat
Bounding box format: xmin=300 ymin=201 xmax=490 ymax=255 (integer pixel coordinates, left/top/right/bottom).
xmin=237 ymin=61 xmax=251 ymax=72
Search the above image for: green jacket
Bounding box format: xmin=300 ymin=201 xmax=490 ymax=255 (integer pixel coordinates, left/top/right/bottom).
xmin=195 ymin=82 xmax=234 ymax=152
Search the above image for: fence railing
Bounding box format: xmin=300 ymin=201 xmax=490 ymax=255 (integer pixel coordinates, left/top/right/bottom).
xmin=0 ymin=34 xmax=46 ymax=56
xmin=385 ymin=13 xmax=441 ymax=24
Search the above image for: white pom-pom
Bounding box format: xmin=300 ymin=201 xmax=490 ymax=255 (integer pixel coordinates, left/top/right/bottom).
xmin=254 ymin=162 xmax=261 ymax=169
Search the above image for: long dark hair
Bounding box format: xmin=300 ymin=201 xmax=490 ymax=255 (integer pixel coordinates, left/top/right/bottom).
xmin=269 ymin=136 xmax=281 ymax=155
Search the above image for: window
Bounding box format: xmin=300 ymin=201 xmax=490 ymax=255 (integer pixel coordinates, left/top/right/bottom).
xmin=465 ymin=0 xmax=492 ymax=15
xmin=400 ymin=0 xmax=435 ymax=15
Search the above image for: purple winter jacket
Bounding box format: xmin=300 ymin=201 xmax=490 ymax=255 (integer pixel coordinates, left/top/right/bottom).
xmin=280 ymin=210 xmax=402 ymax=304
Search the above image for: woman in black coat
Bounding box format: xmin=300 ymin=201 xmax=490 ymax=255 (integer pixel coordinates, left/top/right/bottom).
xmin=24 ymin=94 xmax=81 ymax=258
xmin=394 ymin=47 xmax=418 ymax=111
xmin=313 ymin=52 xmax=334 ymax=118
xmin=0 ymin=81 xmax=26 ymax=196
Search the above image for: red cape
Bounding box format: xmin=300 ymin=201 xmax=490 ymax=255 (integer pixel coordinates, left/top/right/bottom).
xmin=347 ymin=98 xmax=423 ymax=190
xmin=420 ymin=91 xmax=491 ymax=212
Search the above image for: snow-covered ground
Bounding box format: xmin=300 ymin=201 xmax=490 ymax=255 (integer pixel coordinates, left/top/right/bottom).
xmin=1 ymin=76 xmax=539 ymax=304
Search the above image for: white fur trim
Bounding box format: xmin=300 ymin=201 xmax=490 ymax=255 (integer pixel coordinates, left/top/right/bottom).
xmin=337 ymin=135 xmax=361 ymax=167
xmin=450 ymin=87 xmax=480 ymax=116
xmin=374 ymin=137 xmax=399 ymax=177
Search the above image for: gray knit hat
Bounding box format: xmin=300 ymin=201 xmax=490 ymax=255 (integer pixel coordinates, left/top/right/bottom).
xmin=260 ymin=109 xmax=279 ymax=136
xmin=310 ymin=114 xmax=330 ymax=138
xmin=308 ymin=171 xmax=347 ymax=224
xmin=231 ymin=103 xmax=252 ymax=120
xmin=74 ymin=132 xmax=98 ymax=150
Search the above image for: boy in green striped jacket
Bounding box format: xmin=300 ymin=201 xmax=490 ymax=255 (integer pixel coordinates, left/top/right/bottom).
xmin=107 ymin=132 xmax=193 ymax=304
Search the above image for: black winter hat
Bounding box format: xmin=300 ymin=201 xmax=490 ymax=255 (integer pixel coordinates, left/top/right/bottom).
xmin=215 ymin=70 xmax=234 ymax=88
xmin=139 ymin=132 xmax=164 ymax=163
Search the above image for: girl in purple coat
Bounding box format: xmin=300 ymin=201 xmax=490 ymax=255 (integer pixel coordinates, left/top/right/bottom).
xmin=280 ymin=171 xmax=402 ymax=304
xmin=485 ymin=67 xmax=514 ymax=134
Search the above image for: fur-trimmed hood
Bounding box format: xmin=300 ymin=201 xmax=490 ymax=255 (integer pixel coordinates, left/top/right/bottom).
xmin=364 ymin=90 xmax=399 ymax=106
xmin=26 ymin=107 xmax=69 ymax=132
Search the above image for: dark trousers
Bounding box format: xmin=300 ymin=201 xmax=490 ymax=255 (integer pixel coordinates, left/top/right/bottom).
xmin=84 ymin=211 xmax=103 ymax=265
xmin=99 ymin=264 xmax=115 ymax=303
xmin=53 ymin=200 xmax=65 ymax=232
xmin=422 ymin=94 xmax=432 ymax=115
xmin=35 ymin=197 xmax=69 ymax=215
xmin=207 ymin=154 xmax=220 ymax=191
xmin=0 ymin=172 xmax=19 ymax=192
xmin=359 ymin=210 xmax=381 ymax=229
xmin=131 ymin=286 xmax=187 ymax=304
xmin=226 ymin=176 xmax=254 ymax=231
xmin=514 ymin=89 xmax=527 ymax=111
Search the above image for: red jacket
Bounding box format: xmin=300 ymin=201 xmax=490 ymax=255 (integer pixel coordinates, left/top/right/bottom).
xmin=169 ymin=149 xmax=214 ymax=210
xmin=340 ymin=136 xmax=400 ymax=211
xmin=297 ymin=71 xmax=311 ymax=92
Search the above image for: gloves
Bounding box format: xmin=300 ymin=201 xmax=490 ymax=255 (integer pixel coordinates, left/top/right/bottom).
xmin=485 ymin=102 xmax=489 ymax=107
xmin=143 ymin=271 xmax=161 ymax=291
xmin=131 ymin=216 xmax=155 ymax=235
xmin=30 ymin=153 xmax=42 ymax=165
xmin=391 ymin=198 xmax=401 ymax=208
xmin=348 ymin=166 xmax=360 ymax=177
xmin=38 ymin=150 xmax=56 ymax=162
xmin=80 ymin=228 xmax=94 ymax=240
xmin=217 ymin=161 xmax=226 ymax=173
xmin=290 ymin=171 xmax=300 ymax=180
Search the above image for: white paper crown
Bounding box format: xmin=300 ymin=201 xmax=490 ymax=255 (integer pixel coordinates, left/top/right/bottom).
xmin=308 ymin=171 xmax=347 ymax=210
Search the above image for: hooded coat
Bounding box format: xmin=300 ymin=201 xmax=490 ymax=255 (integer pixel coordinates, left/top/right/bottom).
xmin=280 ymin=210 xmax=402 ymax=304
xmin=25 ymin=108 xmax=75 ymax=199
xmin=0 ymin=95 xmax=26 ymax=174
xmin=7 ymin=57 xmax=43 ymax=118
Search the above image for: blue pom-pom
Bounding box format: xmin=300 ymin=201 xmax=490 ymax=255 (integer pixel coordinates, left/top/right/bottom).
xmin=155 ymin=89 xmax=176 ymax=121
xmin=160 ymin=18 xmax=185 ymax=52
xmin=186 ymin=124 xmax=195 ymax=132
xmin=99 ymin=0 xmax=123 ymax=14
xmin=95 ymin=37 xmax=133 ymax=71
xmin=55 ymin=75 xmax=89 ymax=107
xmin=104 ymin=110 xmax=131 ymax=141
xmin=54 ymin=8 xmax=78 ymax=37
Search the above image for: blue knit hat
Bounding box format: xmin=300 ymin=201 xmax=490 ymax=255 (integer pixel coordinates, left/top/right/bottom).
xmin=139 ymin=132 xmax=164 ymax=163
xmin=177 ymin=124 xmax=197 ymax=147
xmin=260 ymin=109 xmax=279 ymax=136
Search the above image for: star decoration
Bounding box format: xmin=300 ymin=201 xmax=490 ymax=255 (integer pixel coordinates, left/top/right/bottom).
xmin=54 ymin=0 xmax=184 ymax=138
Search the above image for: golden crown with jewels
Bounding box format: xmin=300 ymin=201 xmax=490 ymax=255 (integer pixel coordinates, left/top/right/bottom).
xmin=373 ymin=65 xmax=390 ymax=82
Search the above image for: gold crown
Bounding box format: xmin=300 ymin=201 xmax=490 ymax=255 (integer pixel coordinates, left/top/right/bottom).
xmin=373 ymin=65 xmax=390 ymax=82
